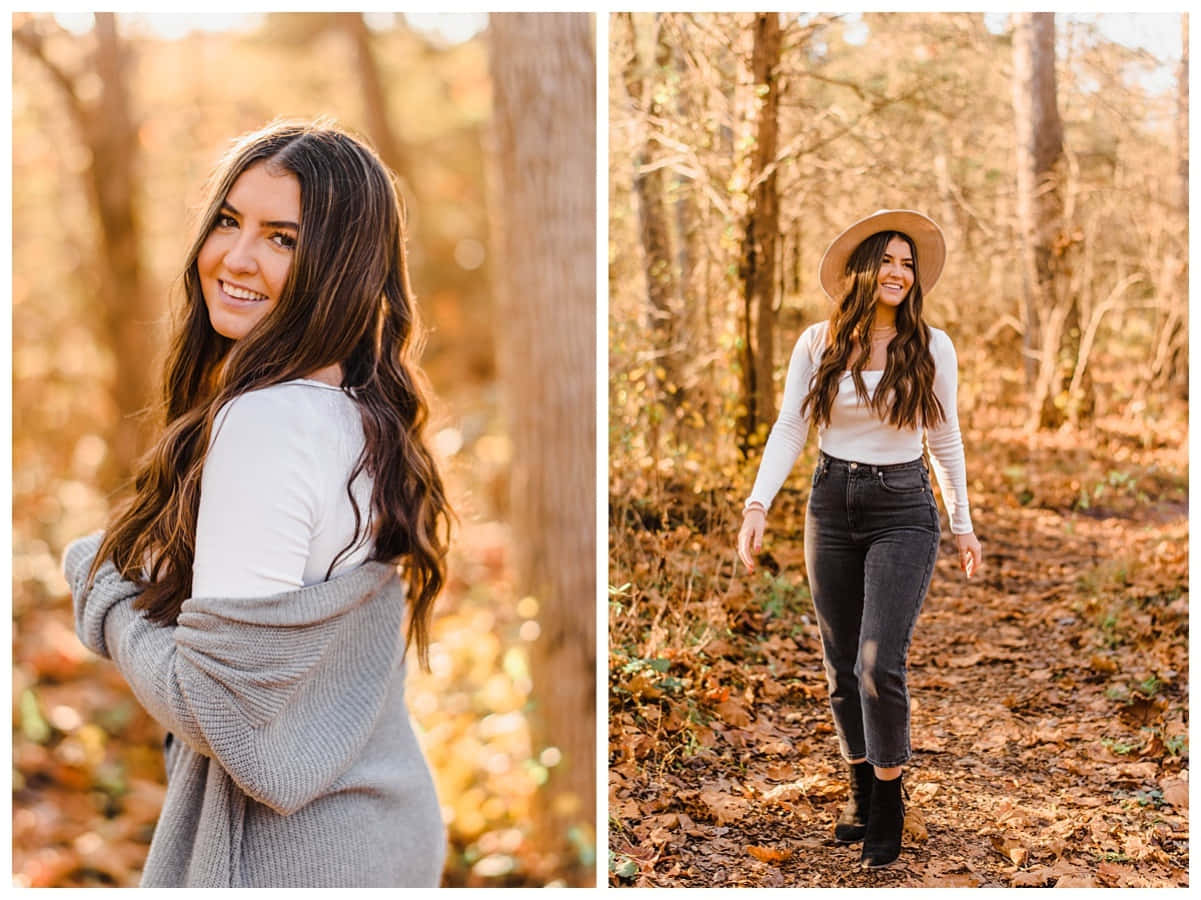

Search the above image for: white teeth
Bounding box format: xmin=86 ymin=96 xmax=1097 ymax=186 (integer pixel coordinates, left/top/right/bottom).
xmin=222 ymin=281 xmax=267 ymax=302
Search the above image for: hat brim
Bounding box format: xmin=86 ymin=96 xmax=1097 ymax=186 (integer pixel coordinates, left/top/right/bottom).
xmin=818 ymin=210 xmax=946 ymax=300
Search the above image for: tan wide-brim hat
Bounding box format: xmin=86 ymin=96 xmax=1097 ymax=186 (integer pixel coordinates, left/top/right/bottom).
xmin=818 ymin=209 xmax=946 ymax=300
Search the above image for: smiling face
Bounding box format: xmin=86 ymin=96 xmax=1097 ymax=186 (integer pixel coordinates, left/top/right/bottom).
xmin=197 ymin=161 xmax=300 ymax=341
xmin=873 ymin=235 xmax=915 ymax=311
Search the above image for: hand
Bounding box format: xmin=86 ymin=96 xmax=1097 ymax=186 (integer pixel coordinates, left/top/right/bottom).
xmin=954 ymin=531 xmax=983 ymax=579
xmin=737 ymin=506 xmax=766 ymax=572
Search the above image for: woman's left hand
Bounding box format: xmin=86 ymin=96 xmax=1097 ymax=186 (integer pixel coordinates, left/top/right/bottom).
xmin=954 ymin=532 xmax=983 ymax=579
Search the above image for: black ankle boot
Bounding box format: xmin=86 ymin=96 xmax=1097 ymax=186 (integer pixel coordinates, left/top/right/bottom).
xmin=860 ymin=773 xmax=904 ymax=868
xmin=834 ymin=761 xmax=874 ymax=843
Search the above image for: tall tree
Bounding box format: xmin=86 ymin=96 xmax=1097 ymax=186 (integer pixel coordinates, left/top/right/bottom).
xmin=1146 ymin=13 xmax=1189 ymax=395
xmin=335 ymin=12 xmax=417 ymax=207
xmin=486 ymin=12 xmax=596 ymax=883
xmin=738 ymin=12 xmax=782 ymax=449
xmin=1012 ymin=12 xmax=1068 ymax=429
xmin=669 ymin=21 xmax=706 ymax=424
xmin=15 ymin=13 xmax=154 ymax=486
xmin=619 ymin=12 xmax=681 ymax=446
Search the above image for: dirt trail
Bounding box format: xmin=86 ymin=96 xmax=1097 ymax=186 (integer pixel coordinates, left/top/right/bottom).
xmin=609 ymin=434 xmax=1188 ymax=887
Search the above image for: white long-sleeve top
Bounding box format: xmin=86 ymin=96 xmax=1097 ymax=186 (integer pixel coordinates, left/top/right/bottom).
xmin=747 ymin=320 xmax=974 ymax=534
xmin=192 ymin=379 xmax=374 ymax=597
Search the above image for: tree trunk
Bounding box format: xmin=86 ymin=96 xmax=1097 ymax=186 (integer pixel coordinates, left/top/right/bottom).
xmin=16 ymin=13 xmax=153 ymax=487
xmin=619 ymin=12 xmax=680 ymax=443
xmin=336 ymin=13 xmax=416 ymax=205
xmin=671 ymin=24 xmax=706 ymax=434
xmin=486 ymin=13 xmax=596 ymax=884
xmin=738 ymin=13 xmax=782 ymax=449
xmin=1012 ymin=12 xmax=1066 ymax=429
xmin=1142 ymin=14 xmax=1189 ymax=398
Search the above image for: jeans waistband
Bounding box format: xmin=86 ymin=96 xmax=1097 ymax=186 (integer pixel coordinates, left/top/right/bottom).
xmin=818 ymin=450 xmax=926 ymax=475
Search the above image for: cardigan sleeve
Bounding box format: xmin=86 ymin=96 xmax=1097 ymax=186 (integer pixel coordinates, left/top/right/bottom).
xmin=64 ymin=533 xmax=401 ymax=816
xmin=924 ymin=329 xmax=974 ymax=534
xmin=65 ymin=533 xmax=217 ymax=754
xmin=745 ymin=323 xmax=822 ymax=512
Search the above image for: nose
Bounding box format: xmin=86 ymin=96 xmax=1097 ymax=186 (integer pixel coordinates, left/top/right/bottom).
xmin=223 ymin=233 xmax=258 ymax=275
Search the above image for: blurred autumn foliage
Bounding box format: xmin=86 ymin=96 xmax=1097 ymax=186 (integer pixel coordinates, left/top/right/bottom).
xmin=13 ymin=12 xmax=592 ymax=887
xmin=608 ymin=12 xmax=1187 ymax=887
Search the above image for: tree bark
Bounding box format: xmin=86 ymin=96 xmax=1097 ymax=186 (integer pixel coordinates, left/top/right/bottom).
xmin=670 ymin=23 xmax=706 ymax=432
xmin=486 ymin=12 xmax=596 ymax=883
xmin=738 ymin=13 xmax=782 ymax=448
xmin=619 ymin=13 xmax=681 ymax=436
xmin=1012 ymin=12 xmax=1066 ymax=429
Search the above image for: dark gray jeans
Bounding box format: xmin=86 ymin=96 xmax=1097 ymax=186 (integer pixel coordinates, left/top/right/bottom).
xmin=804 ymin=451 xmax=940 ymax=768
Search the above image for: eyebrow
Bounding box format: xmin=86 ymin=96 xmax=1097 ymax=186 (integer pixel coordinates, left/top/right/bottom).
xmin=221 ymin=201 xmax=299 ymax=231
xmin=882 ymin=251 xmax=913 ymax=262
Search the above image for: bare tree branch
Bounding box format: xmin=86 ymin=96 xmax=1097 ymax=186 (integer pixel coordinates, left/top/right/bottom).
xmin=12 ymin=15 xmax=89 ymax=132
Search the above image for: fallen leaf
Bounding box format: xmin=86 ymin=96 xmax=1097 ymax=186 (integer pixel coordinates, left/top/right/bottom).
xmin=1095 ymin=861 xmax=1129 ymax=886
xmin=611 ymin=855 xmax=639 ymax=880
xmin=714 ymin=699 xmax=751 ymax=727
xmin=948 ymin=651 xmax=984 ymax=667
xmin=1055 ymin=874 xmax=1097 ymax=887
xmin=909 ymin=781 xmax=940 ymax=803
xmin=698 ymin=790 xmax=751 ymax=826
xmin=903 ymin=806 xmax=929 ymax=843
xmin=1160 ymin=778 xmax=1188 ymax=809
xmin=702 ymin=639 xmax=737 ymax=658
xmin=746 ymin=845 xmax=792 ymax=863
xmin=765 ymin=762 xmax=793 ymax=781
xmin=1011 ymin=867 xmax=1049 ymax=886
xmin=1089 ymin=653 xmax=1118 ymax=674
xmin=626 ymin=670 xmax=663 ymax=700
xmin=989 ymin=832 xmax=1028 ymax=866
xmin=760 ymin=781 xmax=806 ymax=806
xmin=933 ymin=873 xmax=983 ymax=887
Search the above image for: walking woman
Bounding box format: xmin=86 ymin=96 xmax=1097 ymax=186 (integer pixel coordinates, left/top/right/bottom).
xmin=737 ymin=210 xmax=983 ymax=869
xmin=62 ymin=120 xmax=450 ymax=887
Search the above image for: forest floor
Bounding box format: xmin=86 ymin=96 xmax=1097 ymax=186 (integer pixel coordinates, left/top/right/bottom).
xmin=608 ymin=417 xmax=1188 ymax=888
xmin=12 ymin=383 xmax=591 ymax=887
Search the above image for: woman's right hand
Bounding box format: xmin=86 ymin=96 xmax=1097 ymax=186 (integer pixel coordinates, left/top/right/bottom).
xmin=737 ymin=506 xmax=766 ymax=572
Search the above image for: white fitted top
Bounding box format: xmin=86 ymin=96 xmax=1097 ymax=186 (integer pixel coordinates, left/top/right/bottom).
xmin=747 ymin=320 xmax=974 ymax=534
xmin=192 ymin=380 xmax=374 ymax=597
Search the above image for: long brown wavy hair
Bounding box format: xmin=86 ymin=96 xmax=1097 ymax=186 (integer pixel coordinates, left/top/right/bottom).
xmin=89 ymin=119 xmax=450 ymax=667
xmin=802 ymin=230 xmax=945 ymax=430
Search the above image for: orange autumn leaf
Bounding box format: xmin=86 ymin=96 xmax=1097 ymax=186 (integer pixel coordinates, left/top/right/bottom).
xmin=746 ymin=845 xmax=792 ymax=863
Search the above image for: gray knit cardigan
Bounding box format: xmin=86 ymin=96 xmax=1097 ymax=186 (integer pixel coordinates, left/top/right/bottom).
xmin=63 ymin=532 xmax=446 ymax=888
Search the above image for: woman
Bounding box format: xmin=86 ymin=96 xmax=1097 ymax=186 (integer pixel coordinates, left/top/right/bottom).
xmin=736 ymin=210 xmax=983 ymax=869
xmin=62 ymin=120 xmax=451 ymax=887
